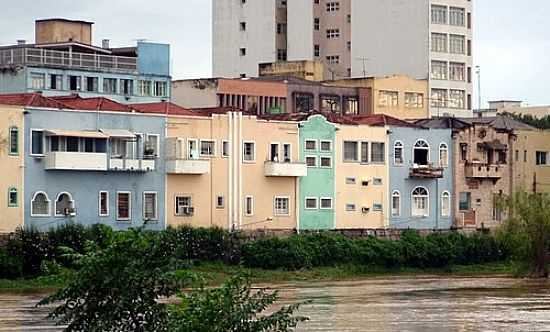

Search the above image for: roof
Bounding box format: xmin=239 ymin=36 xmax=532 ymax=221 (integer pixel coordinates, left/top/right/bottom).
xmin=99 ymin=129 xmax=136 ymax=139
xmin=45 ymin=129 xmax=108 ymax=139
xmin=51 ymin=95 xmax=132 ymax=112
xmin=459 ymin=116 xmax=536 ymax=131
xmin=35 ymin=18 xmax=94 ymax=25
xmin=246 ymin=76 xmax=321 ymax=86
xmin=0 ymin=93 xmax=69 ymax=109
xmin=261 ymin=111 xmax=358 ymax=125
xmin=129 ymin=102 xmax=196 ymax=116
xmin=415 ymin=117 xmax=471 ymax=130
xmin=192 ymin=106 xmax=256 ymax=117
xmin=350 ymin=114 xmax=422 ymax=128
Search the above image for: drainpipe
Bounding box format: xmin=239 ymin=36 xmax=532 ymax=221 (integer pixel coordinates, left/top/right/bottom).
xmin=238 ymin=112 xmax=243 ymax=228
xmin=228 ymin=112 xmax=233 ymax=230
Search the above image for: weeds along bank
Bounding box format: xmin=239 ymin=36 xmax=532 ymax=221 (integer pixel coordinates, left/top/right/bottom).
xmin=0 ymin=224 xmax=512 ymax=280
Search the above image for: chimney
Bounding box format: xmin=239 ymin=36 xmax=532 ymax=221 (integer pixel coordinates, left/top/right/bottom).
xmin=17 ymin=40 xmax=26 ymax=45
xmin=102 ymin=39 xmax=110 ymax=49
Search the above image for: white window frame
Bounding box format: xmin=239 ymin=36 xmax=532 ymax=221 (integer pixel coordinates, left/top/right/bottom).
xmin=394 ymin=141 xmax=404 ymax=165
xmin=320 ymin=140 xmax=332 ymax=152
xmin=274 ymin=196 xmax=290 ymax=216
xmin=373 ymin=203 xmax=383 ymax=212
xmin=199 ymin=139 xmax=216 ymax=157
xmin=320 ymin=197 xmax=333 ymax=210
xmin=54 ymin=192 xmax=75 ymax=217
xmin=306 ymin=155 xmax=318 ymax=168
xmin=243 ymin=141 xmax=256 ymax=163
xmin=222 ymin=140 xmax=230 ymax=158
xmin=392 ymin=191 xmax=401 ymax=217
xmin=305 ymin=197 xmax=319 ymax=210
xmin=343 ymin=141 xmax=359 ymax=162
xmin=413 ymin=139 xmax=431 ymax=164
xmin=175 ymin=195 xmax=193 ymax=217
xmin=30 ymin=129 xmax=45 ymax=157
xmin=439 ymin=143 xmax=449 ymax=167
xmin=305 ymin=139 xmax=317 ymax=152
xmin=99 ymin=191 xmax=109 ymax=217
xmin=441 ymin=191 xmax=451 ymax=218
xmin=346 ymin=203 xmax=356 ymax=212
xmin=142 ymin=191 xmax=158 ymax=221
xmin=320 ymin=156 xmax=332 ymax=168
xmin=245 ymin=196 xmax=254 ymax=216
xmin=345 ymin=177 xmax=356 ymax=185
xmin=411 ymin=187 xmax=430 ymax=218
xmin=116 ymin=191 xmax=132 ymax=222
xmin=282 ymin=143 xmax=292 ymax=163
xmin=146 ymin=134 xmax=160 ymax=159
xmin=31 ymin=191 xmax=51 ymax=217
xmin=187 ymin=139 xmax=199 ymax=159
xmin=269 ymin=142 xmax=280 ymax=162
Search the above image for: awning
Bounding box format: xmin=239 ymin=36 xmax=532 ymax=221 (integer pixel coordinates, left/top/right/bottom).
xmin=100 ymin=129 xmax=136 ymax=139
xmin=477 ymin=140 xmax=507 ymax=150
xmin=44 ymin=129 xmax=108 ymax=139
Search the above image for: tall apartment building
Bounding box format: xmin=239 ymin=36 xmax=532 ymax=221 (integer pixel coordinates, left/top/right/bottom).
xmin=212 ymin=0 xmax=473 ymax=118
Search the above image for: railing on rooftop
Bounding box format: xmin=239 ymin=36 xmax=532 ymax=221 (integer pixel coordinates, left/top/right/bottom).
xmin=0 ymin=48 xmax=138 ymax=72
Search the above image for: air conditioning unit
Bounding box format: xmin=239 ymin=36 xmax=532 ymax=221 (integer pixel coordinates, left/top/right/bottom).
xmin=362 ymin=207 xmax=370 ymax=214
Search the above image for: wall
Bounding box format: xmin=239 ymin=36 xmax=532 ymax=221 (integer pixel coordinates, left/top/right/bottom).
xmin=287 ymin=0 xmax=314 ymax=62
xmin=0 ymin=105 xmax=24 ymax=233
xmin=171 ymin=79 xmax=219 ymax=108
xmin=514 ymin=130 xmax=550 ymax=193
xmin=23 ymin=108 xmax=166 ymax=231
xmin=137 ymin=42 xmax=171 ymax=77
xmin=35 ymin=20 xmax=92 ymax=44
xmin=0 ymin=69 xmax=27 ymax=94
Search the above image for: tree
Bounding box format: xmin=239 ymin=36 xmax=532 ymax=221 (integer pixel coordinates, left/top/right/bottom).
xmin=500 ymin=191 xmax=550 ymax=278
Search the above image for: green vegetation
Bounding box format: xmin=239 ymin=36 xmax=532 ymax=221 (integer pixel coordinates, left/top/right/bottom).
xmin=501 ymin=112 xmax=550 ymax=129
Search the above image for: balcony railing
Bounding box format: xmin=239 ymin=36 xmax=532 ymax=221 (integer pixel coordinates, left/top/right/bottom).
xmin=166 ymin=159 xmax=210 ymax=175
xmin=465 ymin=163 xmax=502 ymax=179
xmin=109 ymin=158 xmax=155 ymax=172
xmin=0 ymin=48 xmax=138 ymax=73
xmin=264 ymin=161 xmax=308 ymax=177
xmin=45 ymin=152 xmax=108 ymax=171
xmin=409 ymin=164 xmax=444 ymax=179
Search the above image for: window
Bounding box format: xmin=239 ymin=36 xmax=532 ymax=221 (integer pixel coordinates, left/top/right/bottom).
xmin=448 ymin=89 xmax=465 ymax=109
xmin=283 ymin=144 xmax=291 ymax=162
xmin=326 ymin=2 xmax=339 ymax=12
xmin=277 ymin=49 xmax=287 ymax=61
xmin=378 ymin=91 xmax=398 ymax=107
xmin=394 ymin=141 xmax=404 ymax=165
xmin=306 ymin=156 xmax=317 ymax=167
xmin=373 ymin=178 xmax=383 ymax=186
xmin=200 ymin=140 xmax=216 ymax=157
xmin=449 ymin=34 xmax=465 ymax=54
xmin=188 ymin=139 xmax=199 ymax=159
xmin=459 ymin=192 xmax=471 ymax=211
xmin=371 ymin=143 xmax=385 ymax=163
xmin=31 ymin=191 xmax=50 ymax=216
xmin=345 ymin=177 xmax=356 ymax=185
xmin=274 ymin=197 xmax=290 ymax=216
xmin=361 ymin=142 xmax=369 ymax=163
xmin=431 ymin=5 xmax=447 ymax=24
xmin=154 ymin=81 xmax=167 ymax=97
xmin=326 ymin=55 xmax=340 ymax=64
xmin=116 ymin=192 xmax=131 ymax=221
xmin=295 ymin=93 xmax=314 ymax=112
xmin=441 ymin=192 xmax=451 ymax=217
xmin=492 ymin=192 xmax=503 ymax=221
xmin=85 ymin=77 xmax=98 ymax=92
xmin=245 ymin=196 xmax=254 ymax=216
xmin=9 ymin=126 xmax=18 ymax=155
xmin=55 ymin=192 xmax=74 ymax=217
xmin=413 ymin=140 xmax=430 ymax=166
xmin=449 ymin=62 xmax=465 ymax=81
xmin=31 ymin=129 xmax=44 ymax=156
xmin=175 ymin=196 xmax=193 ymax=216
xmin=373 ymin=203 xmax=383 ymax=212
xmin=515 ymin=150 xmax=519 ymax=162
xmin=305 ymin=140 xmax=317 ymax=151
xmin=321 ymin=95 xmax=341 ymax=112
xmin=431 ymin=33 xmax=447 ymax=53
xmin=460 ymin=143 xmax=468 ymax=161
xmin=68 ymin=75 xmax=82 ymax=91
xmin=121 ymin=79 xmax=134 ymax=95
xmin=536 ymin=151 xmax=548 ymax=165
xmin=8 ymin=188 xmax=18 ymax=207
xmin=343 ymin=141 xmax=358 ymax=162
xmin=314 ymin=44 xmax=320 ymax=57
xmin=243 ymin=142 xmax=255 ymax=162
xmin=240 ymin=22 xmax=247 ymax=31
xmin=320 ymin=198 xmax=333 ymax=210
xmin=216 ymin=195 xmax=225 ymax=209
xmin=314 ymin=18 xmax=320 ymax=30
xmin=320 ymin=156 xmax=332 ymax=168
xmin=103 ymin=78 xmax=117 ymax=94
xmin=222 ymin=141 xmax=230 ymax=157
xmin=49 ymin=74 xmax=62 ymax=90
xmin=405 ymin=93 xmax=424 ymax=108
xmin=439 ymin=143 xmax=449 ymax=167
xmin=431 ymin=61 xmax=448 ymax=80
xmin=392 ymin=191 xmax=401 ymax=217
xmin=412 ymin=187 xmax=429 ymax=217
xmin=277 ymin=23 xmax=286 ymax=34
xmin=139 ymin=80 xmax=152 ymax=96
xmin=146 ymin=134 xmax=159 ymax=158
xmin=30 ymin=73 xmax=45 ymax=90
xmin=320 ymin=141 xmax=332 ymax=152
xmin=449 ymin=7 xmax=465 ymax=26
xmin=346 ymin=204 xmax=356 ymax=212
xmin=326 ymin=29 xmax=340 ymax=39
xmin=99 ymin=191 xmax=109 ymax=217
xmin=240 ymin=48 xmax=247 ymax=56
xmin=524 ymin=150 xmax=528 ymax=163
xmin=431 ymin=89 xmax=447 ymax=108
xmin=305 ymin=197 xmax=318 ymax=210
xmin=143 ymin=192 xmax=158 ymax=221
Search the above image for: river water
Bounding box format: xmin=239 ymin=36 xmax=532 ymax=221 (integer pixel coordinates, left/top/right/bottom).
xmin=0 ymin=276 xmax=549 ymax=331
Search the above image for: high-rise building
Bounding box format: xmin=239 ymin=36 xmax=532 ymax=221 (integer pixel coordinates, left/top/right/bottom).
xmin=212 ymin=0 xmax=473 ymax=117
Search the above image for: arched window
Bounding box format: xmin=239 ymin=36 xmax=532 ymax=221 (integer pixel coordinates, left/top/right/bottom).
xmin=411 ymin=187 xmax=429 ymax=217
xmin=439 ymin=143 xmax=449 ymax=167
xmin=55 ymin=192 xmax=75 ymax=217
xmin=441 ymin=191 xmax=451 ymax=217
xmin=31 ymin=192 xmax=50 ymax=217
xmin=413 ymin=140 xmax=430 ymax=166
xmin=391 ymin=191 xmax=401 ymax=217
xmin=394 ymin=141 xmax=404 ymax=165
xmin=8 ymin=187 xmax=18 ymax=207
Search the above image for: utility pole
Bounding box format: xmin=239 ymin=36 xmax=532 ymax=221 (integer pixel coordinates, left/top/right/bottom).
xmin=356 ymin=56 xmax=369 ymax=78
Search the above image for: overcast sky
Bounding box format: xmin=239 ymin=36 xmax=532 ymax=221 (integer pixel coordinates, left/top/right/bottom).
xmin=1 ymin=0 xmax=548 ymax=107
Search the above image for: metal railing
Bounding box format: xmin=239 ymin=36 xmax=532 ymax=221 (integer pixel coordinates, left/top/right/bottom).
xmin=0 ymin=48 xmax=138 ymax=72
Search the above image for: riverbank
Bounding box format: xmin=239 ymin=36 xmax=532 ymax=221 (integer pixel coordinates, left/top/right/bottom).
xmin=0 ymin=261 xmax=520 ymax=293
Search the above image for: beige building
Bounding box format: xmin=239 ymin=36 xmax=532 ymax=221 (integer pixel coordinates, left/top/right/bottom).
xmin=259 ymin=60 xmax=325 ymax=81
xmin=514 ymin=130 xmax=550 ymax=194
xmin=35 ymin=18 xmax=93 ymax=45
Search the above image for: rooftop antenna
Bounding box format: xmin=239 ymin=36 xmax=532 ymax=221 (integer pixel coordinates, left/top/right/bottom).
xmin=356 ymin=56 xmax=369 ymax=78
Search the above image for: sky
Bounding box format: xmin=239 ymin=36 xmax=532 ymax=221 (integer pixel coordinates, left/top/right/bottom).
xmin=1 ymin=0 xmax=549 ymax=108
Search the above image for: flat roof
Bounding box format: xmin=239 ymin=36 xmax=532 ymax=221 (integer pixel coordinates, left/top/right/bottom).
xmin=36 ymin=18 xmax=94 ymax=25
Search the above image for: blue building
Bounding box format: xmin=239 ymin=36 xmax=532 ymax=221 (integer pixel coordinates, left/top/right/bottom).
xmin=0 ymin=19 xmax=170 ymax=104
xmin=387 ymin=124 xmax=454 ymax=230
xmin=23 ymin=101 xmax=166 ymax=231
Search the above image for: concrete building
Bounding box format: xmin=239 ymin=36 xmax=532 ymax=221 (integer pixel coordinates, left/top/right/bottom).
xmin=259 ymin=60 xmax=325 ymax=82
xmin=0 ymin=19 xmax=171 ymax=104
xmin=475 ymin=100 xmax=550 ymax=119
xmin=212 ymin=0 xmax=473 ymax=118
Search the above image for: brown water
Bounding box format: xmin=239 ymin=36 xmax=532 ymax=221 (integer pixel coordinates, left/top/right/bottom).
xmin=0 ymin=277 xmax=549 ymax=331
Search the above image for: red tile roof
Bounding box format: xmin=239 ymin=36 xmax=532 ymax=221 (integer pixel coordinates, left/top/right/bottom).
xmin=350 ymin=114 xmax=421 ymax=128
xmin=260 ymin=111 xmax=358 ymax=125
xmin=129 ymin=102 xmax=196 ymax=116
xmin=191 ymin=106 xmax=256 ymax=117
xmin=0 ymin=93 xmax=70 ymax=109
xmin=51 ymin=95 xmax=132 ymax=112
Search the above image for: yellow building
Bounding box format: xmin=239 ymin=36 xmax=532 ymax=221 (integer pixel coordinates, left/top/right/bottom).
xmin=258 ymin=60 xmax=325 ymax=82
xmin=514 ymin=130 xmax=550 ymax=193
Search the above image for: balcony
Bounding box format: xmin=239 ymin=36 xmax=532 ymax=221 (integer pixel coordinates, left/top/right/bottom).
xmin=109 ymin=158 xmax=155 ymax=172
xmin=45 ymin=152 xmax=108 ymax=171
xmin=409 ymin=164 xmax=444 ymax=179
xmin=166 ymin=159 xmax=210 ymax=175
xmin=264 ymin=161 xmax=308 ymax=177
xmin=465 ymin=163 xmax=502 ymax=179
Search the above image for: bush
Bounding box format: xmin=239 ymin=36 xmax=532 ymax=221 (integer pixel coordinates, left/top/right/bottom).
xmin=0 ymin=247 xmax=23 ymax=279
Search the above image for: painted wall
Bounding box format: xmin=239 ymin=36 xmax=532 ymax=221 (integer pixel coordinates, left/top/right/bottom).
xmin=287 ymin=0 xmax=313 ymax=62
xmin=0 ymin=105 xmax=24 ymax=233
xmin=299 ymin=115 xmax=336 ymax=230
xmin=0 ymin=69 xmax=26 ymax=94
xmin=389 ymin=127 xmax=454 ymax=229
xmin=23 ymin=108 xmax=166 ymax=231
xmin=512 ymin=130 xmax=550 ymax=194
xmin=137 ymin=42 xmax=171 ymax=77
xmin=171 ymin=79 xmax=219 ymax=108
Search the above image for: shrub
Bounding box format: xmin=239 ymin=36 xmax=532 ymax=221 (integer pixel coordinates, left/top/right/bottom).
xmin=0 ymin=247 xmax=23 ymax=279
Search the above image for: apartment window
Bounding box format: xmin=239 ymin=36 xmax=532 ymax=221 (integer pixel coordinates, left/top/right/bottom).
xmin=154 ymin=81 xmax=167 ymax=97
xmin=49 ymin=74 xmax=62 ymax=90
xmin=394 ymin=141 xmax=404 ymax=165
xmin=345 ymin=177 xmax=356 ymax=185
xmin=320 ymin=141 xmax=332 ymax=152
xmin=431 ymin=61 xmax=448 ymax=80
xmin=371 ymin=143 xmax=385 ymax=163
xmin=373 ymin=203 xmax=383 ymax=212
xmin=103 ymin=78 xmax=117 ymax=94
xmin=305 ymin=197 xmax=318 ymax=210
xmin=405 ymin=93 xmax=424 ymax=108
xmin=392 ymin=191 xmax=401 ymax=217
xmin=283 ymin=143 xmax=291 ymax=162
xmin=431 ymin=5 xmax=447 ymax=24
xmin=277 ymin=23 xmax=286 ymax=34
xmin=524 ymin=150 xmax=528 ymax=163
xmin=378 ymin=91 xmax=398 ymax=107
xmin=347 ymin=14 xmax=351 ymax=23
xmin=439 ymin=143 xmax=449 ymax=167
xmin=320 ymin=198 xmax=333 ymax=210
xmin=449 ymin=34 xmax=465 ymax=54
xmin=346 ymin=204 xmax=356 ymax=212
xmin=31 ymin=191 xmax=50 ymax=217
xmin=467 ymin=40 xmax=472 ymax=56
xmin=305 ymin=140 xmax=317 ymax=151
xmin=459 ymin=192 xmax=471 ymax=211
xmin=373 ymin=178 xmax=383 ymax=186
xmin=99 ymin=191 xmax=109 ymax=217
xmin=326 ymin=29 xmax=340 ymax=39
xmin=536 ymin=151 xmax=548 ymax=165
xmin=175 ymin=196 xmax=193 ymax=216
xmin=8 ymin=188 xmax=18 ymax=207
xmin=121 ymin=79 xmax=134 ymax=95
xmin=320 ymin=156 xmax=332 ymax=168
xmin=449 ymin=7 xmax=465 ymax=26
xmin=326 ymin=55 xmax=340 ymax=64
xmin=240 ymin=48 xmax=247 ymax=56
xmin=187 ymin=139 xmax=199 ymax=159
xmin=146 ymin=134 xmax=159 ymax=158
xmin=30 ymin=72 xmax=45 ymax=90
xmin=240 ymin=22 xmax=247 ymax=31
xmin=314 ymin=44 xmax=320 ymax=57
xmin=326 ymin=2 xmax=339 ymax=12
xmin=222 ymin=141 xmax=230 ymax=157
xmin=85 ymin=77 xmax=98 ymax=92
xmin=314 ymin=18 xmax=320 ymax=30
xmin=214 ymin=195 xmax=224 ymax=209
xmin=431 ymin=89 xmax=448 ymax=108
xmin=245 ymin=196 xmax=254 ymax=216
xmin=306 ymin=156 xmax=317 ymax=167
xmin=274 ymin=197 xmax=290 ymax=216
xmin=431 ymin=33 xmax=447 ymax=53
xmin=200 ymin=140 xmax=216 ymax=157
xmin=412 ymin=187 xmax=429 ymax=217
xmin=31 ymin=129 xmax=44 ymax=156
xmin=441 ymin=192 xmax=451 ymax=218
xmin=54 ymin=192 xmax=74 ymax=217
xmin=361 ymin=142 xmax=369 ymax=163
xmin=449 ymin=62 xmax=466 ymax=81
xmin=277 ymin=49 xmax=287 ymax=61
xmin=9 ymin=126 xmax=18 ymax=155
xmin=492 ymin=193 xmax=503 ymax=222
xmin=139 ymin=80 xmax=152 ymax=96
xmin=68 ymin=75 xmax=81 ymax=91
xmin=448 ymin=89 xmax=465 ymax=109
xmin=116 ymin=192 xmax=131 ymax=221
xmin=460 ymin=143 xmax=468 ymax=161
xmin=243 ymin=142 xmax=255 ymax=162
xmin=143 ymin=192 xmax=158 ymax=221
xmin=343 ymin=141 xmax=358 ymax=162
